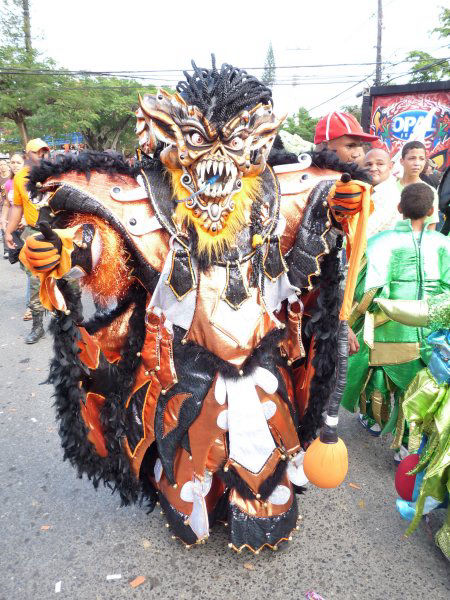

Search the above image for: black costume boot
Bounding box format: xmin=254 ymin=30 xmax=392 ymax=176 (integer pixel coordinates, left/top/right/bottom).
xmin=25 ymin=312 xmax=45 ymax=344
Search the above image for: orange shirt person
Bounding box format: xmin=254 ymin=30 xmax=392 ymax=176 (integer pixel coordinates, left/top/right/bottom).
xmin=5 ymin=138 xmax=50 ymax=248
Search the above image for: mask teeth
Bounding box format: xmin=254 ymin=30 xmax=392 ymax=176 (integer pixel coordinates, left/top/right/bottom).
xmin=195 ymin=159 xmax=238 ymax=195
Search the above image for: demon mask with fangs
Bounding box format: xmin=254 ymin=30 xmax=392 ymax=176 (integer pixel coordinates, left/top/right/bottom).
xmin=136 ymin=61 xmax=285 ymax=244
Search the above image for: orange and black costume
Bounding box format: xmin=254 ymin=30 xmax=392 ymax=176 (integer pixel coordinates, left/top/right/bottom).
xmin=22 ymin=61 xmax=372 ymax=552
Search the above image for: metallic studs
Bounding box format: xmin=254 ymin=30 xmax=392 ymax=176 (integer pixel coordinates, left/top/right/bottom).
xmin=238 ymin=370 xmax=244 ymax=376
xmin=165 ymin=523 xmax=170 ymax=528
xmin=273 ymin=545 xmax=278 ymax=551
xmin=80 ymin=242 xmax=88 ymax=249
xmin=308 ymin=285 xmax=313 ymax=291
xmin=280 ymin=454 xmax=287 ymax=461
xmin=223 ymin=466 xmax=229 ymax=472
xmin=296 ymin=525 xmax=300 ymax=530
xmin=287 ymin=359 xmax=293 ymax=366
xmin=181 ymin=338 xmax=187 ymax=345
xmin=155 ymin=365 xmax=160 ymax=372
xmin=263 ymin=502 xmax=268 ymax=508
xmin=172 ymin=483 xmax=178 ymax=489
xmin=150 ymin=370 xmax=155 ymax=376
xmin=171 ymin=535 xmax=176 ymax=540
xmin=161 ymin=389 xmax=167 ymax=395
xmin=288 ymin=536 xmax=293 ymax=541
xmin=255 ymin=550 xmax=260 ymax=555
xmin=228 ymin=543 xmax=233 ymax=549
xmin=278 ymin=323 xmax=286 ymax=329
xmin=325 ymin=221 xmax=331 ymax=227
xmin=160 ymin=510 xmax=164 ymax=515
xmin=256 ymin=493 xmax=261 ymax=500
xmin=322 ymin=200 xmax=328 ymax=207
xmin=145 ymin=370 xmax=150 ymax=376
xmin=64 ymin=309 xmax=71 ymax=316
xmin=188 ymin=455 xmax=193 ymax=461
xmin=136 ymin=352 xmax=141 ymax=357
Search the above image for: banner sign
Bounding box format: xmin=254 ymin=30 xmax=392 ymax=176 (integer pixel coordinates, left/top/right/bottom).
xmin=370 ymin=91 xmax=450 ymax=169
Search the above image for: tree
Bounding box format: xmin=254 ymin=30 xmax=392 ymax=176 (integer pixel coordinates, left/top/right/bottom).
xmin=0 ymin=0 xmax=155 ymax=153
xmin=340 ymin=104 xmax=362 ymax=123
xmin=33 ymin=78 xmax=155 ymax=153
xmin=262 ymin=42 xmax=276 ymax=88
xmin=405 ymin=7 xmax=450 ymax=83
xmin=0 ymin=0 xmax=66 ymax=146
xmin=282 ymin=107 xmax=318 ymax=142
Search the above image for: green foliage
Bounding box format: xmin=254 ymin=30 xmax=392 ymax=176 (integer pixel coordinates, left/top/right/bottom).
xmin=0 ymin=0 xmax=157 ymax=153
xmin=282 ymin=106 xmax=318 ymax=143
xmin=31 ymin=78 xmax=155 ymax=153
xmin=262 ymin=42 xmax=276 ymax=88
xmin=405 ymin=8 xmax=450 ymax=83
xmin=340 ymin=104 xmax=362 ymax=122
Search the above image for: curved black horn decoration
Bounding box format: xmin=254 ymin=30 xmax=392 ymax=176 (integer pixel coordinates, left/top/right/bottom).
xmin=320 ymin=319 xmax=349 ymax=444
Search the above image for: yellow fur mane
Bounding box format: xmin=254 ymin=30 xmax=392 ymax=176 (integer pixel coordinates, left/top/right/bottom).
xmin=169 ymin=169 xmax=261 ymax=258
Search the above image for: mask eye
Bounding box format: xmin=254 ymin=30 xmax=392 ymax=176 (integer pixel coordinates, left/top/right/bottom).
xmin=187 ymin=132 xmax=205 ymax=146
xmin=228 ymin=136 xmax=244 ymax=151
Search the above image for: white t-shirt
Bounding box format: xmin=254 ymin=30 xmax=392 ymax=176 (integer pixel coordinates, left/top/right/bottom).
xmin=367 ymin=175 xmax=402 ymax=238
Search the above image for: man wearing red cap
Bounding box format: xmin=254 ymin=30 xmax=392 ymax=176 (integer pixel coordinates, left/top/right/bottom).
xmin=314 ymin=111 xmax=378 ymax=166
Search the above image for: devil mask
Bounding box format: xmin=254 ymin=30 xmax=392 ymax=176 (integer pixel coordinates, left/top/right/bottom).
xmin=136 ymin=61 xmax=285 ymax=246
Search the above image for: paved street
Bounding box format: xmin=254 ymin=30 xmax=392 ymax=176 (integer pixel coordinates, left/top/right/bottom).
xmin=0 ymin=256 xmax=448 ymax=600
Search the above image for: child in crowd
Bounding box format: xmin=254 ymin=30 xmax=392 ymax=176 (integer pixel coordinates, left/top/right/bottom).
xmin=341 ymin=182 xmax=450 ymax=462
xmin=398 ymin=141 xmax=440 ymax=230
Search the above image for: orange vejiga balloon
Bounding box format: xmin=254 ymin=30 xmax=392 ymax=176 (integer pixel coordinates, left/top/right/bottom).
xmin=303 ymin=437 xmax=348 ymax=489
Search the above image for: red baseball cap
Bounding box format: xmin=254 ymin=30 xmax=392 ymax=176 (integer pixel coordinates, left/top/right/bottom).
xmin=314 ymin=112 xmax=378 ymax=144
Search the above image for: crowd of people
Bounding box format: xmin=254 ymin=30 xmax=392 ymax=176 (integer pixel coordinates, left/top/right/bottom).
xmin=0 ymin=106 xmax=448 ymax=558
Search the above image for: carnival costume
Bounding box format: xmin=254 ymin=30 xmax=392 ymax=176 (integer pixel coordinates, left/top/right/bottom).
xmin=377 ymin=295 xmax=450 ymax=560
xmin=21 ymin=61 xmax=372 ymax=552
xmin=341 ymin=219 xmax=450 ymax=448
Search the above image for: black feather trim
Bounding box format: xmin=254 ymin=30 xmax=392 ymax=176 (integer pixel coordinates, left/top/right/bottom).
xmin=48 ymin=281 xmax=148 ymax=506
xmin=298 ymin=244 xmax=342 ymax=443
xmin=258 ymin=460 xmax=288 ymax=500
xmin=310 ymin=149 xmax=372 ymax=184
xmin=27 ymin=151 xmax=139 ymax=197
xmin=267 ymin=134 xmax=299 ymax=167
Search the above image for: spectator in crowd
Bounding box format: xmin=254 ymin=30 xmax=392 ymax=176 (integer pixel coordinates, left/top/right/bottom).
xmin=314 ymin=111 xmax=378 ymax=166
xmin=364 ymin=148 xmax=402 ymax=238
xmin=0 ymin=158 xmax=12 ymax=259
xmin=398 ymin=141 xmax=440 ymax=230
xmin=5 ymin=139 xmax=50 ymax=343
xmin=1 ymin=153 xmax=25 ymax=262
xmin=341 ymin=183 xmax=450 ymax=462
xmin=420 ymin=158 xmax=442 ymax=189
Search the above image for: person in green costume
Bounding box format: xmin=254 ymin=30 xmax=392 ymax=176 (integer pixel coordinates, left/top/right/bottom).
xmin=341 ymin=182 xmax=450 ymax=462
xmin=377 ymin=294 xmax=450 ymax=560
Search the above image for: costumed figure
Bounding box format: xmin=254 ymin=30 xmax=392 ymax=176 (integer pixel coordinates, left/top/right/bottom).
xmin=21 ymin=59 xmax=373 ymax=552
xmin=341 ymin=183 xmax=450 ymax=460
xmin=377 ymin=294 xmax=450 ymax=560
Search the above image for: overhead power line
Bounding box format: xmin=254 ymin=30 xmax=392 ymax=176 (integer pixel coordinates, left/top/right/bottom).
xmin=306 ymin=56 xmax=450 ymax=113
xmin=0 ymin=61 xmax=399 ymax=78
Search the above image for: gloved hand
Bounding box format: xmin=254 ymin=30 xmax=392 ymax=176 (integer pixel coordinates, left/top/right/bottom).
xmin=23 ymin=222 xmax=62 ymax=272
xmin=328 ymin=173 xmax=373 ymax=219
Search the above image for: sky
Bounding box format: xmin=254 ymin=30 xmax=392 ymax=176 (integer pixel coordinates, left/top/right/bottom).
xmin=29 ymin=0 xmax=449 ymax=118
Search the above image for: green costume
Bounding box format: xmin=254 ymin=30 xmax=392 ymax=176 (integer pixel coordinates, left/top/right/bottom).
xmin=378 ymin=294 xmax=450 ymax=560
xmin=341 ymin=219 xmax=450 ymax=447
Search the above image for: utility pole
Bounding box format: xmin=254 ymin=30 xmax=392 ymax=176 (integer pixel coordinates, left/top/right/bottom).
xmin=22 ymin=0 xmax=32 ymax=58
xmin=375 ymin=0 xmax=383 ymax=85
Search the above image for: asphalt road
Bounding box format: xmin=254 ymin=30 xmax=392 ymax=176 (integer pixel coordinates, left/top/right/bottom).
xmin=0 ymin=256 xmax=448 ymax=600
